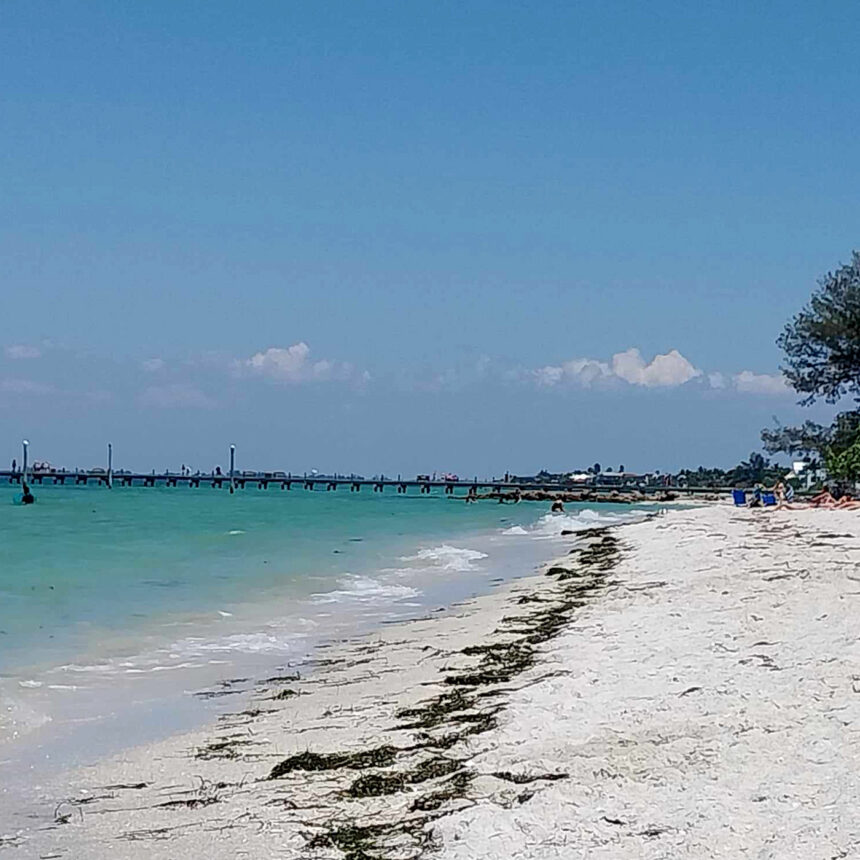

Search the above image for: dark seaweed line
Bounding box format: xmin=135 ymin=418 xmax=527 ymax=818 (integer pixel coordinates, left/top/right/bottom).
xmin=270 ymin=529 xmax=623 ymax=860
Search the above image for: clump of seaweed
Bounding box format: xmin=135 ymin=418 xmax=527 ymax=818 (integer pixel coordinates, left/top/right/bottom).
xmin=307 ymin=822 xmax=390 ymax=860
xmin=516 ymin=593 xmax=548 ymax=604
xmin=396 ymin=688 xmax=474 ymax=729
xmin=410 ymin=771 xmax=474 ymax=812
xmin=345 ymin=773 xmax=408 ymax=798
xmin=269 ymin=745 xmax=398 ymax=779
xmin=444 ymin=641 xmax=536 ymax=687
xmin=307 ymin=820 xmax=436 ymax=860
xmin=491 ymin=770 xmax=568 ymax=784
xmin=269 ymin=688 xmax=298 ymax=700
xmin=263 ymin=672 xmax=300 ymax=683
xmin=345 ymin=756 xmax=463 ymax=798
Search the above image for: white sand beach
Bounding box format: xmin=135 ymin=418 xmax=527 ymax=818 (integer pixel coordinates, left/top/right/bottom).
xmin=6 ymin=504 xmax=860 ymax=859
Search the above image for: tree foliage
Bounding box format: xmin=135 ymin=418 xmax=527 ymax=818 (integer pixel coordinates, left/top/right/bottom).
xmin=761 ymin=420 xmax=829 ymax=461
xmin=767 ymin=251 xmax=860 ymax=484
xmin=677 ymin=455 xmax=784 ymax=488
xmin=778 ymin=251 xmax=860 ymax=404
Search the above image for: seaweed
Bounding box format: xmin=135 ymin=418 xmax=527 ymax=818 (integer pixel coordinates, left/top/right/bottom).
xmin=395 ymin=688 xmax=474 ymax=729
xmin=287 ymin=529 xmax=623 ymax=858
xmin=345 ymin=772 xmax=408 ymax=798
xmin=491 ymin=770 xmax=568 ymax=784
xmin=262 ymin=672 xmax=300 ymax=683
xmin=409 ymin=771 xmax=474 ymax=812
xmin=444 ymin=641 xmax=536 ymax=687
xmin=269 ymin=688 xmax=298 ymax=700
xmin=268 ymin=745 xmax=398 ymax=779
xmin=345 ymin=756 xmax=463 ymax=798
xmin=157 ymin=796 xmax=219 ymax=810
xmin=307 ymin=823 xmax=392 ymax=860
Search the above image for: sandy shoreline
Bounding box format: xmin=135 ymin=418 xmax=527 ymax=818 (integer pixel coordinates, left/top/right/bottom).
xmin=6 ymin=504 xmax=860 ymax=858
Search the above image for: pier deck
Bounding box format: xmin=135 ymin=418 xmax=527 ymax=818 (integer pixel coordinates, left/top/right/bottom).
xmin=1 ymin=470 xmax=715 ymax=496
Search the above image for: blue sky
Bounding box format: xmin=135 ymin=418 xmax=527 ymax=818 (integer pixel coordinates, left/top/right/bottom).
xmin=0 ymin=1 xmax=856 ymax=475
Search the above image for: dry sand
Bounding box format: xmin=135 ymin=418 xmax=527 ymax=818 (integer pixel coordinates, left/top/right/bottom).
xmin=5 ymin=504 xmax=860 ymax=859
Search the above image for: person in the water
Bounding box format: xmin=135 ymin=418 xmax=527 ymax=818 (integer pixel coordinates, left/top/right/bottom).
xmin=551 ymin=499 xmax=565 ymax=513
xmin=21 ymin=482 xmax=35 ymax=505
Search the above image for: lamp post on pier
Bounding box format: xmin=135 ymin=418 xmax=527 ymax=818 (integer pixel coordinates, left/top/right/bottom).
xmin=22 ymin=439 xmax=29 ymax=484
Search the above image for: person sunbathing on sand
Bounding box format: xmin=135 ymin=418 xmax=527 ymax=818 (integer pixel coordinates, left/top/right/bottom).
xmin=809 ymin=489 xmax=838 ymax=508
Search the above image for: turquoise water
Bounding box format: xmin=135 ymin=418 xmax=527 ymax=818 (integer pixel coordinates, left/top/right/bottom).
xmin=0 ymin=485 xmax=544 ymax=673
xmin=0 ymin=483 xmax=652 ymax=796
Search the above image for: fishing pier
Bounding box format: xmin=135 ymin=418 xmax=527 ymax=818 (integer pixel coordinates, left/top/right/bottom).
xmin=3 ymin=469 xmax=544 ymax=495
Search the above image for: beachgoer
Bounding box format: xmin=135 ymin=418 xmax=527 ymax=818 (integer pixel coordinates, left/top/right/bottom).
xmin=772 ymin=480 xmax=799 ymax=510
xmin=748 ymin=484 xmax=763 ymax=508
xmin=810 ymin=488 xmax=837 ymax=508
xmin=11 ymin=458 xmax=16 ymax=473
xmin=551 ymin=500 xmax=565 ymax=513
xmin=21 ymin=483 xmax=34 ymax=505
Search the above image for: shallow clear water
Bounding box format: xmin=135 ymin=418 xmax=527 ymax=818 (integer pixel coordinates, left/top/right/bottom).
xmin=0 ymin=483 xmax=653 ymax=803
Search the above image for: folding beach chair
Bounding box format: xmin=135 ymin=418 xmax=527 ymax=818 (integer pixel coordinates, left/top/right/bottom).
xmin=762 ymin=492 xmax=777 ymax=506
xmin=732 ymin=489 xmax=747 ymax=506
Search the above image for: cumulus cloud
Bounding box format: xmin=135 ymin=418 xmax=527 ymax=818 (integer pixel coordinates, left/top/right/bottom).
xmin=534 ymin=348 xmax=700 ymax=389
xmin=4 ymin=344 xmax=42 ymax=359
xmin=138 ymin=384 xmax=215 ymax=409
xmin=733 ymin=370 xmax=791 ymax=395
xmin=0 ymin=378 xmax=53 ymax=395
xmin=241 ymin=343 xmax=354 ymax=384
xmin=611 ymin=348 xmax=702 ymax=387
xmin=141 ymin=358 xmax=165 ymax=372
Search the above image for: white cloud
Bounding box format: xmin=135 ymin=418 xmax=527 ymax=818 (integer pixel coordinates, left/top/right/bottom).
xmin=142 ymin=358 xmax=165 ymax=372
xmin=708 ymin=372 xmax=726 ymax=389
xmin=564 ymin=357 xmax=613 ymax=386
xmin=242 ymin=343 xmax=354 ymax=384
xmin=5 ymin=344 xmax=41 ymax=359
xmin=0 ymin=378 xmax=53 ymax=395
xmin=534 ymin=348 xmax=699 ymax=389
xmin=534 ymin=365 xmax=565 ymax=387
xmin=138 ymin=384 xmax=215 ymax=409
xmin=733 ymin=370 xmax=791 ymax=395
xmin=611 ymin=348 xmax=701 ymax=387
xmin=534 ymin=358 xmax=613 ymax=387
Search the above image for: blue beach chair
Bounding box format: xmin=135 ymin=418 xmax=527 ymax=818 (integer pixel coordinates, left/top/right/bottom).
xmin=762 ymin=492 xmax=777 ymax=506
xmin=732 ymin=489 xmax=747 ymax=506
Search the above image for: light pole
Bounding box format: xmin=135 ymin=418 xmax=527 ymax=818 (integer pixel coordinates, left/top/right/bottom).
xmin=22 ymin=439 xmax=29 ymax=484
xmin=229 ymin=444 xmax=236 ymax=494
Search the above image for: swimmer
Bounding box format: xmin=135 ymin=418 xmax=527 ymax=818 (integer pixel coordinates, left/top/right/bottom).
xmin=551 ymin=499 xmax=565 ymax=513
xmin=21 ymin=482 xmax=35 ymax=505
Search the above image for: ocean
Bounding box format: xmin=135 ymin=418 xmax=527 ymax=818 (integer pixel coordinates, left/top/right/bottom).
xmin=0 ymin=484 xmax=653 ymax=805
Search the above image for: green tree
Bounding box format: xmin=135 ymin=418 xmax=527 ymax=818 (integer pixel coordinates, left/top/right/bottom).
xmin=767 ymin=251 xmax=860 ymax=484
xmin=778 ymin=251 xmax=860 ymax=404
xmin=729 ymin=452 xmax=774 ymax=486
